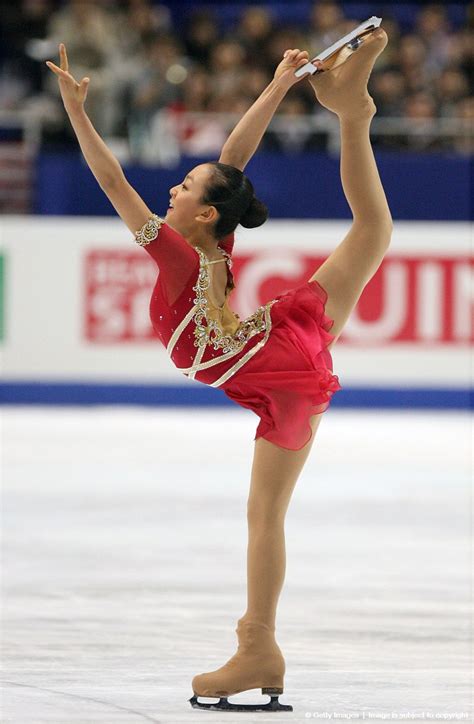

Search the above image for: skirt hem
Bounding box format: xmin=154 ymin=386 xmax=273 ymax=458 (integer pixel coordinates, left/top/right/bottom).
xmin=223 ymin=278 xmax=342 ymax=451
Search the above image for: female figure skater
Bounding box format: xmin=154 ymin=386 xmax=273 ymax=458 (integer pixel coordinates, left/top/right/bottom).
xmin=47 ymin=23 xmax=392 ymax=713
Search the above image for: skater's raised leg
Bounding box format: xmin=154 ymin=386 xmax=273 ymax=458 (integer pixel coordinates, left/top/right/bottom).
xmin=308 ymin=28 xmax=393 ymax=346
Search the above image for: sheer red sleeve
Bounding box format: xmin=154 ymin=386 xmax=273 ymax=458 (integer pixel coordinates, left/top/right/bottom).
xmin=134 ymin=214 xmax=236 ymax=305
xmin=134 ymin=215 xmax=199 ymax=306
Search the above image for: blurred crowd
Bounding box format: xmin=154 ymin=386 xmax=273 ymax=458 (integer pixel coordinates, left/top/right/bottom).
xmin=1 ymin=0 xmax=473 ymax=158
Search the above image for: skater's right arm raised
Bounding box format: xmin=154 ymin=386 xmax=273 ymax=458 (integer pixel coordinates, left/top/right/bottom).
xmin=46 ymin=44 xmax=152 ymax=235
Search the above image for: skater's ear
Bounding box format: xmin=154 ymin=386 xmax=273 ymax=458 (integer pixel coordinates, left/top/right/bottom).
xmin=196 ymin=205 xmax=219 ymax=227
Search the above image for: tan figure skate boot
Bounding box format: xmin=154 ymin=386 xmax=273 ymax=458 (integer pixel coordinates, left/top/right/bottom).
xmin=189 ymin=618 xmax=292 ymax=712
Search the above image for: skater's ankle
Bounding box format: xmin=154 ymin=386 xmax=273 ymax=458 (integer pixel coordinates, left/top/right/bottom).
xmin=338 ymin=100 xmax=376 ymax=123
xmin=238 ymin=615 xmax=275 ymax=630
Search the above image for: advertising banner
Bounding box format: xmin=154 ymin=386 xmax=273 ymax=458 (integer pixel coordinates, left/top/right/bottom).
xmin=1 ymin=216 xmax=471 ymax=405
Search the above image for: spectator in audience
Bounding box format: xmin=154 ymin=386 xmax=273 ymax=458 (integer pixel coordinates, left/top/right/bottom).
xmin=264 ymin=95 xmax=327 ymax=152
xmin=234 ymin=6 xmax=275 ymax=56
xmin=371 ymin=69 xmax=407 ymax=117
xmin=183 ymin=9 xmax=220 ymax=67
xmin=238 ymin=66 xmax=273 ymax=99
xmin=167 ymin=66 xmax=228 ymax=156
xmin=415 ymin=4 xmax=453 ymax=77
xmin=401 ymin=92 xmax=445 ymax=151
xmin=264 ymin=26 xmax=308 ymax=78
xmin=365 ymin=16 xmax=402 ymax=73
xmin=397 ymin=34 xmax=432 ymax=93
xmin=452 ymin=96 xmax=473 ymax=154
xmin=453 ymin=27 xmax=473 ymax=91
xmin=2 ymin=0 xmax=470 ymax=155
xmin=435 ymin=68 xmax=470 ymax=117
xmin=97 ymin=2 xmax=172 ymax=136
xmin=207 ymin=38 xmax=247 ymax=98
xmin=307 ymin=0 xmax=345 ymax=51
xmin=172 ymin=65 xmax=212 ymax=115
xmin=46 ymin=0 xmax=116 ymax=134
xmin=126 ymin=33 xmax=185 ymax=151
xmin=262 ymin=24 xmax=316 ymax=116
xmin=111 ymin=0 xmax=172 ymax=58
xmin=0 ymin=0 xmax=56 ymax=110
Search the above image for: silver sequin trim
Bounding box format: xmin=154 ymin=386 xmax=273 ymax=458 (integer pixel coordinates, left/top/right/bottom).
xmin=134 ymin=214 xmax=164 ymax=246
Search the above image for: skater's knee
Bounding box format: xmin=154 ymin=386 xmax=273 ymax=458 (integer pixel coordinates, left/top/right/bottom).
xmin=247 ymin=499 xmax=288 ymax=528
xmin=247 ymin=508 xmax=286 ymax=530
xmin=247 ymin=492 xmax=284 ymax=524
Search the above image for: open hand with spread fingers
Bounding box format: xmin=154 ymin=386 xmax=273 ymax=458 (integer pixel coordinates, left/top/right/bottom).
xmin=46 ymin=43 xmax=90 ymax=114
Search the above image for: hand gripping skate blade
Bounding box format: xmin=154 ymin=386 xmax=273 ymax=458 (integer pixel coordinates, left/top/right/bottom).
xmin=189 ymin=691 xmax=293 ymax=712
xmin=294 ymin=15 xmax=382 ymax=77
xmin=294 ymin=60 xmax=320 ymax=78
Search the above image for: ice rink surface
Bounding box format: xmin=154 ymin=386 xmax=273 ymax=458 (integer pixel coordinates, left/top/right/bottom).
xmin=1 ymin=407 xmax=472 ymax=723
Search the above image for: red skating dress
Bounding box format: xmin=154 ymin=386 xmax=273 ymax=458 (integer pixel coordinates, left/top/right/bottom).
xmin=135 ymin=214 xmax=342 ymax=451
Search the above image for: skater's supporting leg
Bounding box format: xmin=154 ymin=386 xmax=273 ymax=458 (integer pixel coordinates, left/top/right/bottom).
xmin=191 ymin=414 xmax=324 ymax=701
xmin=241 ymin=412 xmax=324 ymax=628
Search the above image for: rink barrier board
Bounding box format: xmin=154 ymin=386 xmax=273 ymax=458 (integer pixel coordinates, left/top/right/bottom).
xmin=1 ymin=217 xmax=471 ymax=400
xmin=36 ymin=151 xmax=471 ymax=221
xmin=0 ymin=382 xmax=470 ymax=410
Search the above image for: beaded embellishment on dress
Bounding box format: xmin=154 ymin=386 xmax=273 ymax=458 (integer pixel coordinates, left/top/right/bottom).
xmin=193 ymin=247 xmax=271 ymax=355
xmin=134 ymin=213 xmax=164 ymax=246
xmin=134 ymin=214 xmax=278 ymax=387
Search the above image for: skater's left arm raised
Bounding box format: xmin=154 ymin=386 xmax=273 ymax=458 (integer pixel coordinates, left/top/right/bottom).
xmin=219 ymin=49 xmax=312 ymax=171
xmin=46 ymin=43 xmax=153 ymax=235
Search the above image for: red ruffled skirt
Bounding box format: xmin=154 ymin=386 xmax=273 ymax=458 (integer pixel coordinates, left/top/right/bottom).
xmin=222 ymin=279 xmax=342 ymax=451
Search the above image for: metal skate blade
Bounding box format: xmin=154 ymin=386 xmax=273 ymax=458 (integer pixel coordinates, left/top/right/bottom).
xmin=295 ymin=15 xmax=382 ymax=77
xmin=189 ymin=693 xmax=293 ymax=712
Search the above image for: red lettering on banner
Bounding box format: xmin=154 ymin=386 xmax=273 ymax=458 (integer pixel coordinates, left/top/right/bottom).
xmin=84 ymin=251 xmax=473 ymax=344
xmin=348 ymin=257 xmax=473 ymax=344
xmin=85 ymin=251 xmax=158 ymax=342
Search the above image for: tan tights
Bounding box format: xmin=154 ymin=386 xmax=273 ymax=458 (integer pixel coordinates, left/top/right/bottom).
xmin=240 ymin=412 xmax=324 ymax=629
xmin=240 ymin=108 xmax=392 ymax=631
xmin=240 ymin=29 xmax=394 ymax=635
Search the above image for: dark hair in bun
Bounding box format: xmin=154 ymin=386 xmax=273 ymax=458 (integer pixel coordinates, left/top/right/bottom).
xmin=202 ymin=161 xmax=269 ymax=240
xmin=240 ymin=196 xmax=268 ymax=229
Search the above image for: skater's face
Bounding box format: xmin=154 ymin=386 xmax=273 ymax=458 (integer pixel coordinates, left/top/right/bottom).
xmin=166 ymin=164 xmax=219 ymax=241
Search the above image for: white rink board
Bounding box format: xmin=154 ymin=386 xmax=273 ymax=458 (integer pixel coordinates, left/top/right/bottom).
xmin=0 ymin=215 xmax=471 ymax=387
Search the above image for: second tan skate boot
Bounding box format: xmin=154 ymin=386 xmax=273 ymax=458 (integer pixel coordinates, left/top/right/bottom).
xmin=191 ymin=618 xmax=286 ymax=699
